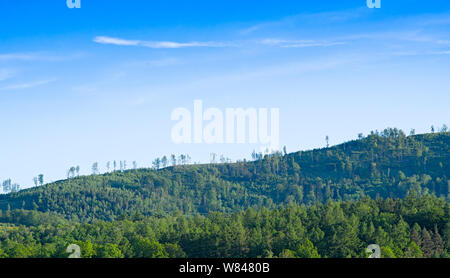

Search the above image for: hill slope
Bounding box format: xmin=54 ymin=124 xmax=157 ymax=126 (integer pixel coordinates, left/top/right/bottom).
xmin=1 ymin=129 xmax=449 ymax=222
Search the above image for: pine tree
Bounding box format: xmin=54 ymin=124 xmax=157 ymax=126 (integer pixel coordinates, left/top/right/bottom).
xmin=420 ymin=228 xmax=434 ymax=258
xmin=432 ymin=225 xmax=444 ymax=257
xmin=410 ymin=223 xmax=422 ymax=246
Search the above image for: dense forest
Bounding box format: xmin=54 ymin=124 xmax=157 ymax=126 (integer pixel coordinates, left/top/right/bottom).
xmin=0 ymin=195 xmax=448 ymax=258
xmin=0 ymin=129 xmax=449 ymax=258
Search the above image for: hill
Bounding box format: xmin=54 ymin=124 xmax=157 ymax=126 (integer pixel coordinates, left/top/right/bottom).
xmin=0 ymin=129 xmax=449 ymax=222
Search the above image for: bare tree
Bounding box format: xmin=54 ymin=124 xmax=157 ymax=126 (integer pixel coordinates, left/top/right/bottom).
xmin=210 ymin=153 xmax=217 ymax=164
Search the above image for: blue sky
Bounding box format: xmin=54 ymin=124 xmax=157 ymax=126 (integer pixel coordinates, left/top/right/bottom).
xmin=1 ymin=0 xmax=450 ymax=189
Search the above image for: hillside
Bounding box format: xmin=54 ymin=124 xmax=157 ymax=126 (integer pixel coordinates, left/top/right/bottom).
xmin=0 ymin=196 xmax=448 ymax=258
xmin=0 ymin=129 xmax=449 ymax=222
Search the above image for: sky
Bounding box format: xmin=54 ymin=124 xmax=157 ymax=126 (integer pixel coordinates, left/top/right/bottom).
xmin=1 ymin=0 xmax=450 ymax=189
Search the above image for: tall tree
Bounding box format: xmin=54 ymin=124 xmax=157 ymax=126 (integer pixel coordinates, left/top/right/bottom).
xmin=171 ymin=155 xmax=177 ymax=167
xmin=161 ymin=156 xmax=168 ymax=168
xmin=420 ymin=228 xmax=434 ymax=258
xmin=38 ymin=174 xmax=44 ymax=186
xmin=92 ymin=162 xmax=99 ymax=175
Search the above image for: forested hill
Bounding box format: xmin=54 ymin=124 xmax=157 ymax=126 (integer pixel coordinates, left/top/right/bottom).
xmin=1 ymin=129 xmax=449 ymax=222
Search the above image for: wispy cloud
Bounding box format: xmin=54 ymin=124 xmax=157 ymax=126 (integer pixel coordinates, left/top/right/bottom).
xmin=94 ymin=35 xmax=347 ymax=50
xmin=94 ymin=36 xmax=232 ymax=49
xmin=240 ymin=8 xmax=369 ymax=35
xmin=93 ymin=36 xmax=140 ymax=46
xmin=260 ymin=39 xmax=346 ymax=48
xmin=430 ymin=50 xmax=450 ymax=55
xmin=0 ymin=52 xmax=84 ymax=62
xmin=0 ymin=53 xmax=39 ymax=61
xmin=0 ymin=79 xmax=56 ymax=90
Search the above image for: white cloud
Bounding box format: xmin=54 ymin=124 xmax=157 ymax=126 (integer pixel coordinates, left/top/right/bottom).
xmin=0 ymin=79 xmax=56 ymax=90
xmin=93 ymin=36 xmax=231 ymax=49
xmin=93 ymin=36 xmax=140 ymax=46
xmin=260 ymin=39 xmax=345 ymax=48
xmin=430 ymin=50 xmax=450 ymax=55
xmin=94 ymin=35 xmax=347 ymax=50
xmin=0 ymin=52 xmax=84 ymax=62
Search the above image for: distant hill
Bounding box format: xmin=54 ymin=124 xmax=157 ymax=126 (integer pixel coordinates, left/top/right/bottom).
xmin=0 ymin=129 xmax=449 ymax=222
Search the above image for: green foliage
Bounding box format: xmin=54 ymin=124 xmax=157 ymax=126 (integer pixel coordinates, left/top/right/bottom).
xmin=0 ymin=130 xmax=448 ymax=258
xmin=1 ymin=131 xmax=448 ymax=222
xmin=0 ymin=196 xmax=448 ymax=258
xmin=97 ymin=243 xmax=124 ymax=258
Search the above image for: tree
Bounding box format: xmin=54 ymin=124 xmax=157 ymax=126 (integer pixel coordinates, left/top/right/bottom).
xmin=67 ymin=167 xmax=76 ymax=179
xmin=279 ymin=249 xmax=296 ymax=258
xmin=75 ymin=241 xmax=96 ymax=258
xmin=179 ymin=154 xmax=186 ymax=165
xmin=432 ymin=225 xmax=444 ymax=257
xmin=38 ymin=174 xmax=44 ymax=186
xmin=325 ymin=136 xmax=329 ymax=148
xmin=381 ymin=246 xmax=396 ymax=258
xmin=171 ymin=155 xmax=177 ymax=166
xmin=132 ymin=238 xmax=168 ymax=258
xmin=2 ymin=179 xmax=12 ymax=192
xmin=106 ymin=161 xmax=111 ymax=172
xmin=186 ymin=155 xmax=192 ymax=164
xmin=210 ymin=153 xmax=217 ymax=164
xmin=295 ymin=239 xmax=320 ymax=258
xmin=33 ymin=177 xmax=38 ymax=187
xmin=441 ymin=124 xmax=448 ymax=132
xmin=420 ymin=228 xmax=434 ymax=258
xmin=431 ymin=125 xmax=435 ymax=133
xmin=133 ymin=161 xmax=137 ymax=170
xmin=92 ymin=162 xmax=99 ymax=175
xmin=97 ymin=243 xmax=124 ymax=258
xmin=75 ymin=166 xmax=80 ymax=176
xmin=410 ymin=223 xmax=422 ymax=246
xmin=161 ymin=156 xmax=168 ymax=168
xmin=152 ymin=158 xmax=161 ymax=170
xmin=404 ymin=242 xmax=423 ymax=258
